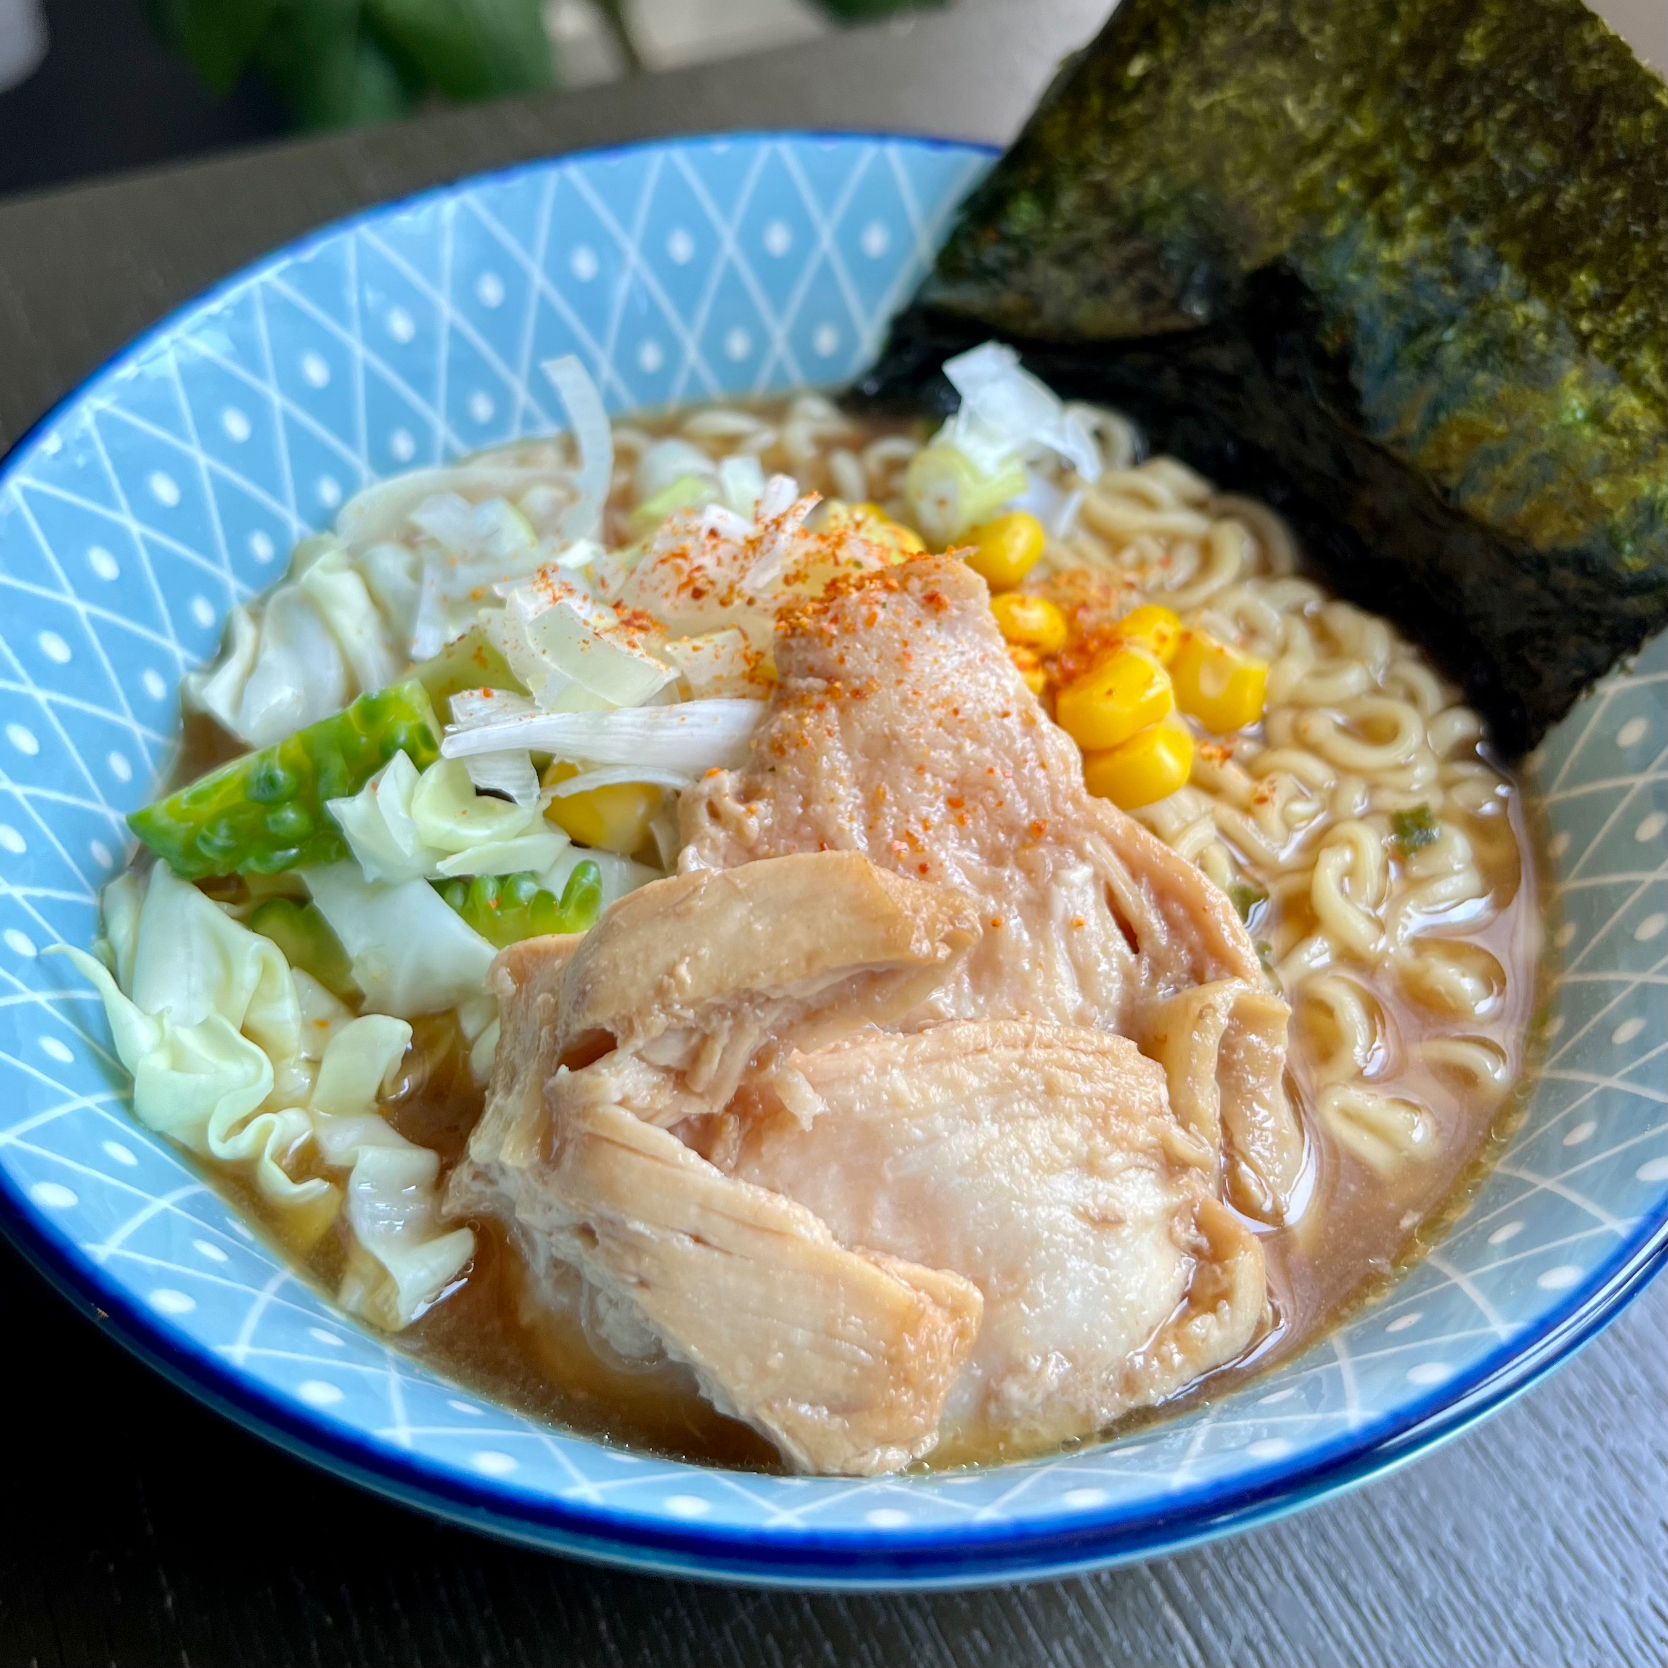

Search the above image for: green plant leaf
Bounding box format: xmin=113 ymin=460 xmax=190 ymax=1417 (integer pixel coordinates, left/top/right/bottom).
xmin=1390 ymin=803 xmax=1439 ymax=855
xmin=363 ymin=0 xmax=553 ymax=100
xmin=150 ymin=0 xmax=282 ymax=91
xmin=254 ymin=0 xmax=420 ymax=127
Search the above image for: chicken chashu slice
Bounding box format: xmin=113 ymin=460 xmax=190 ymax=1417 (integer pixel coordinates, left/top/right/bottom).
xmin=556 ymin=848 xmax=983 ymax=1111
xmin=445 ymin=854 xmax=987 ymax=1475
xmin=680 ymin=553 xmax=1304 ymax=1220
xmin=729 ymin=1021 xmax=1267 ymax=1458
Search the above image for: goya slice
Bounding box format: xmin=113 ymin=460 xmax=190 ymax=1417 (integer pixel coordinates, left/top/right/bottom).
xmin=246 ymin=898 xmax=359 ymax=1001
xmin=130 ymin=681 xmax=441 ymax=879
xmin=435 ymin=861 xmax=603 ymax=950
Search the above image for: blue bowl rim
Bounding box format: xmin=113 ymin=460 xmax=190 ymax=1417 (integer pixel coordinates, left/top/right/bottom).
xmin=0 ymin=129 xmax=1663 ymax=1588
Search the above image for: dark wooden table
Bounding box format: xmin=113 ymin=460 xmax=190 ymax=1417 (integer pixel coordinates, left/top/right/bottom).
xmin=2 ymin=4 xmax=1665 ymax=1663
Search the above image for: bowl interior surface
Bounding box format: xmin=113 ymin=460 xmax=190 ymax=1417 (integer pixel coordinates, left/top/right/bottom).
xmin=0 ymin=133 xmax=1662 ymax=1585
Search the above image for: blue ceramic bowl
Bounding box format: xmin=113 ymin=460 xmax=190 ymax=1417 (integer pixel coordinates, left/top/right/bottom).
xmin=0 ymin=134 xmax=1661 ymax=1589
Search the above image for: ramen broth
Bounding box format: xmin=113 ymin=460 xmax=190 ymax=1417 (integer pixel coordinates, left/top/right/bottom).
xmin=166 ymin=395 xmax=1541 ymax=1472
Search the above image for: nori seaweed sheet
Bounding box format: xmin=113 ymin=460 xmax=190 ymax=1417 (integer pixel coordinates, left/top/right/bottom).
xmin=856 ymin=0 xmax=1667 ymax=753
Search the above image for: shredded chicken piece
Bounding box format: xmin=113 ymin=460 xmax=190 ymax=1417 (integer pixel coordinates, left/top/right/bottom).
xmin=556 ymin=849 xmax=982 ymax=1105
xmin=1136 ymin=982 xmax=1304 ymax=1220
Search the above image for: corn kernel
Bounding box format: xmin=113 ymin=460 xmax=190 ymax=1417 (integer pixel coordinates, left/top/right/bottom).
xmin=1007 ymin=644 xmax=1049 ymax=695
xmin=1054 ymin=644 xmax=1174 ymax=753
xmin=962 ymin=510 xmax=1046 ymax=591
xmin=1083 ymin=717 xmax=1196 ymax=809
xmin=992 ymin=592 xmax=1067 ymax=655
xmin=543 ymin=761 xmax=661 ymax=856
xmin=1111 ymin=604 xmax=1183 ymax=665
xmin=1170 ymin=630 xmax=1268 ymax=732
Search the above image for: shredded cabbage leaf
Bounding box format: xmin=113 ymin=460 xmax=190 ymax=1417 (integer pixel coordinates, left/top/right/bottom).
xmin=336 ymin=460 xmax=567 ymax=552
xmin=180 ymin=359 xmax=620 ymax=743
xmin=302 ymin=862 xmax=499 ymax=1017
xmin=298 ymin=541 xmax=405 ymax=694
xmin=61 ymin=864 xmax=472 ymax=1329
xmin=541 ymin=354 xmax=613 ymax=543
xmin=185 ymin=584 xmax=352 ymax=748
xmin=636 ymin=438 xmax=714 ymax=502
xmin=325 ymin=754 xmax=568 ymax=884
xmin=324 ymin=750 xmax=430 ymax=884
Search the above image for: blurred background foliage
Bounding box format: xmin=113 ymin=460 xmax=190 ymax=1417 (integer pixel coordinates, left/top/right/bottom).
xmin=148 ymin=0 xmax=940 ymax=128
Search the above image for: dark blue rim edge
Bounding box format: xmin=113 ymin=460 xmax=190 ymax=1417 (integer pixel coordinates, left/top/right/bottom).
xmin=4 ymin=1172 xmax=1658 ymax=1587
xmin=0 ymin=130 xmax=1662 ymax=1588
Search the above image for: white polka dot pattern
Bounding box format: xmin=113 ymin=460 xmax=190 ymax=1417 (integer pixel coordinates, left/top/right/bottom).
xmin=0 ymin=136 xmax=1660 ymax=1584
